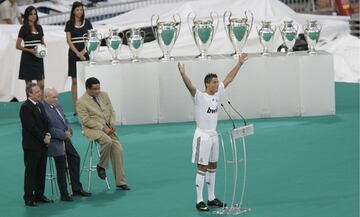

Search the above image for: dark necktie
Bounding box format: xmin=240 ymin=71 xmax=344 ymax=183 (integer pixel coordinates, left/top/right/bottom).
xmin=35 ymin=103 xmax=41 ymax=114
xmin=92 ymin=96 xmax=101 ymax=107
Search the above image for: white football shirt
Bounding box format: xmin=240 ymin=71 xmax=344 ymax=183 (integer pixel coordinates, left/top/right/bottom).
xmin=193 ymin=82 xmax=225 ymax=131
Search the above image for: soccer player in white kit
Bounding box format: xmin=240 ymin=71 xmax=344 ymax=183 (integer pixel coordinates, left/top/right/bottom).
xmin=178 ymin=53 xmax=248 ymax=211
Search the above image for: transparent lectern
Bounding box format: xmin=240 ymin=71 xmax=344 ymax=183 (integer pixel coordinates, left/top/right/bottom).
xmin=214 ymin=124 xmax=254 ymax=215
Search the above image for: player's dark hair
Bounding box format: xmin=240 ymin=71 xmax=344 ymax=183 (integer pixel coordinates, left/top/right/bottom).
xmin=204 ymin=73 xmax=218 ymax=85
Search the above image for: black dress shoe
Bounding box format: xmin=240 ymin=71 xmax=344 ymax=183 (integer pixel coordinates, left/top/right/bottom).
xmin=116 ymin=184 xmax=131 ymax=191
xmin=35 ymin=196 xmax=54 ymax=203
xmin=97 ymin=165 xmax=106 ymax=180
xmin=73 ymin=190 xmax=92 ymax=197
xmin=60 ymin=195 xmax=73 ymax=202
xmin=25 ymin=200 xmax=38 ymax=207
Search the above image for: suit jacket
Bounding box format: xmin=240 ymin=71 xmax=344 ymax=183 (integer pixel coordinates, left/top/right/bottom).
xmin=42 ymin=102 xmax=69 ymax=157
xmin=19 ymin=99 xmax=49 ymax=151
xmin=77 ymin=91 xmax=117 ymax=141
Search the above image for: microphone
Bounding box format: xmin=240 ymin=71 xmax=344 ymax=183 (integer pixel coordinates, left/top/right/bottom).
xmin=227 ymin=101 xmax=247 ymax=126
xmin=220 ymin=103 xmax=236 ymax=129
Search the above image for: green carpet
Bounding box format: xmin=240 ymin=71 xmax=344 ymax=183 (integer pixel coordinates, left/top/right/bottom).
xmin=0 ymin=82 xmax=358 ymax=217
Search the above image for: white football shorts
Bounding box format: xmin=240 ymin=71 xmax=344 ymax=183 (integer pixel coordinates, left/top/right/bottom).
xmin=192 ymin=128 xmax=219 ymax=165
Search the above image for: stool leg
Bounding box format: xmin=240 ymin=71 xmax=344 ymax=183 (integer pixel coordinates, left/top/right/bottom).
xmin=52 ymin=158 xmax=59 ymax=197
xmin=96 ymin=143 xmax=110 ymax=190
xmin=80 ymin=142 xmax=91 ymax=176
xmin=47 ymin=157 xmax=59 ymax=199
xmin=81 ymin=140 xmax=111 ymax=192
xmin=87 ymin=142 xmax=94 ymax=192
xmin=48 ymin=157 xmax=55 ymax=197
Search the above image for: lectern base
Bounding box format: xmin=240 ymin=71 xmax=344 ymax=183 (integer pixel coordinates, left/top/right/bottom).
xmin=213 ymin=205 xmax=251 ymax=215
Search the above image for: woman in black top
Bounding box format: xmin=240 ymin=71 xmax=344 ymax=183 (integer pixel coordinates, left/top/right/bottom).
xmin=65 ymin=1 xmax=93 ymax=114
xmin=16 ymin=6 xmax=45 ymax=96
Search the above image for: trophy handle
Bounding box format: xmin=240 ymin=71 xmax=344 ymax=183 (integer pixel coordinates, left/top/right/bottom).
xmin=210 ymin=11 xmax=219 ymax=34
xmin=96 ymin=33 xmax=102 ymax=41
xmin=245 ymin=10 xmax=253 ymax=40
xmin=271 ymin=24 xmax=277 ymax=34
xmin=318 ymin=23 xmax=322 ymax=32
xmin=173 ymin=14 xmax=182 ymax=43
xmin=83 ymin=33 xmax=88 ymax=53
xmin=223 ymin=10 xmax=232 ymax=40
xmin=105 ymin=30 xmax=111 ymax=40
xmin=151 ymin=14 xmax=159 ymax=40
xmin=105 ymin=35 xmax=110 ymax=47
xmin=140 ymin=30 xmax=146 ymax=39
xmin=293 ymin=23 xmax=299 ymax=34
xmin=119 ymin=31 xmax=124 ymax=40
xmin=279 ymin=24 xmax=284 ymax=36
xmin=125 ymin=31 xmax=131 ymax=43
xmin=187 ymin=12 xmax=196 ymax=34
xmin=302 ymin=24 xmax=307 ymax=34
xmin=256 ymin=23 xmax=262 ymax=36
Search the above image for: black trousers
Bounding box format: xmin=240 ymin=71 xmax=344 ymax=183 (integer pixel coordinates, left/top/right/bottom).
xmin=23 ymin=148 xmax=47 ymax=201
xmin=53 ymin=138 xmax=83 ymax=196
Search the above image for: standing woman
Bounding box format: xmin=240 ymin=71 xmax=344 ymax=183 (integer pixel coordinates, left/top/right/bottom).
xmin=65 ymin=1 xmax=93 ymax=115
xmin=16 ymin=6 xmax=45 ymax=96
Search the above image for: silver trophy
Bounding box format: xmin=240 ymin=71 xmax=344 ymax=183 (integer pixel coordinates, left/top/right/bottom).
xmin=303 ymin=20 xmax=322 ymax=55
xmin=223 ymin=10 xmax=253 ymax=57
xmin=126 ymin=28 xmax=145 ymax=62
xmin=279 ymin=20 xmax=299 ymax=55
xmin=256 ymin=21 xmax=277 ymax=56
xmin=151 ymin=14 xmax=181 ymax=61
xmin=187 ymin=12 xmax=219 ymax=60
xmin=106 ymin=28 xmax=123 ymax=64
xmin=34 ymin=44 xmax=48 ymax=58
xmin=83 ymin=29 xmax=102 ymax=64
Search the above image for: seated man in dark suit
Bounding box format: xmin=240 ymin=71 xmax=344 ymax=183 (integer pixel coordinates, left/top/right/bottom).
xmin=43 ymin=88 xmax=91 ymax=201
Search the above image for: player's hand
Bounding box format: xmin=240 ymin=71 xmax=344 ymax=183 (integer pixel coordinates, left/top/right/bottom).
xmin=239 ymin=53 xmax=248 ymax=65
xmin=178 ymin=62 xmax=185 ymax=74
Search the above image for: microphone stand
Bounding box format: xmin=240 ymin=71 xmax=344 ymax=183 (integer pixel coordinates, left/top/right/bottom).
xmin=220 ymin=103 xmax=236 ymax=129
xmin=228 ymin=101 xmax=247 ymax=126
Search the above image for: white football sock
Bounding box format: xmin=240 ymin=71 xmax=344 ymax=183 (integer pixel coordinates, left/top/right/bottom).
xmin=196 ymin=170 xmax=206 ymax=203
xmin=206 ymin=168 xmax=216 ymax=201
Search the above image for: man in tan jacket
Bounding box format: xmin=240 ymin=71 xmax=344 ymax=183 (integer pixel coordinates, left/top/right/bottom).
xmin=77 ymin=77 xmax=130 ymax=190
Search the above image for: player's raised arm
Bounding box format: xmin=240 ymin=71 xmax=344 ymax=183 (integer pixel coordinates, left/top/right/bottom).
xmin=223 ymin=53 xmax=248 ymax=88
xmin=178 ymin=62 xmax=196 ymax=97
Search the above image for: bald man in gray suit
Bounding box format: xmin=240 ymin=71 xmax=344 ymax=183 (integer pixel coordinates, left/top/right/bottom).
xmin=43 ymin=88 xmax=91 ymax=201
